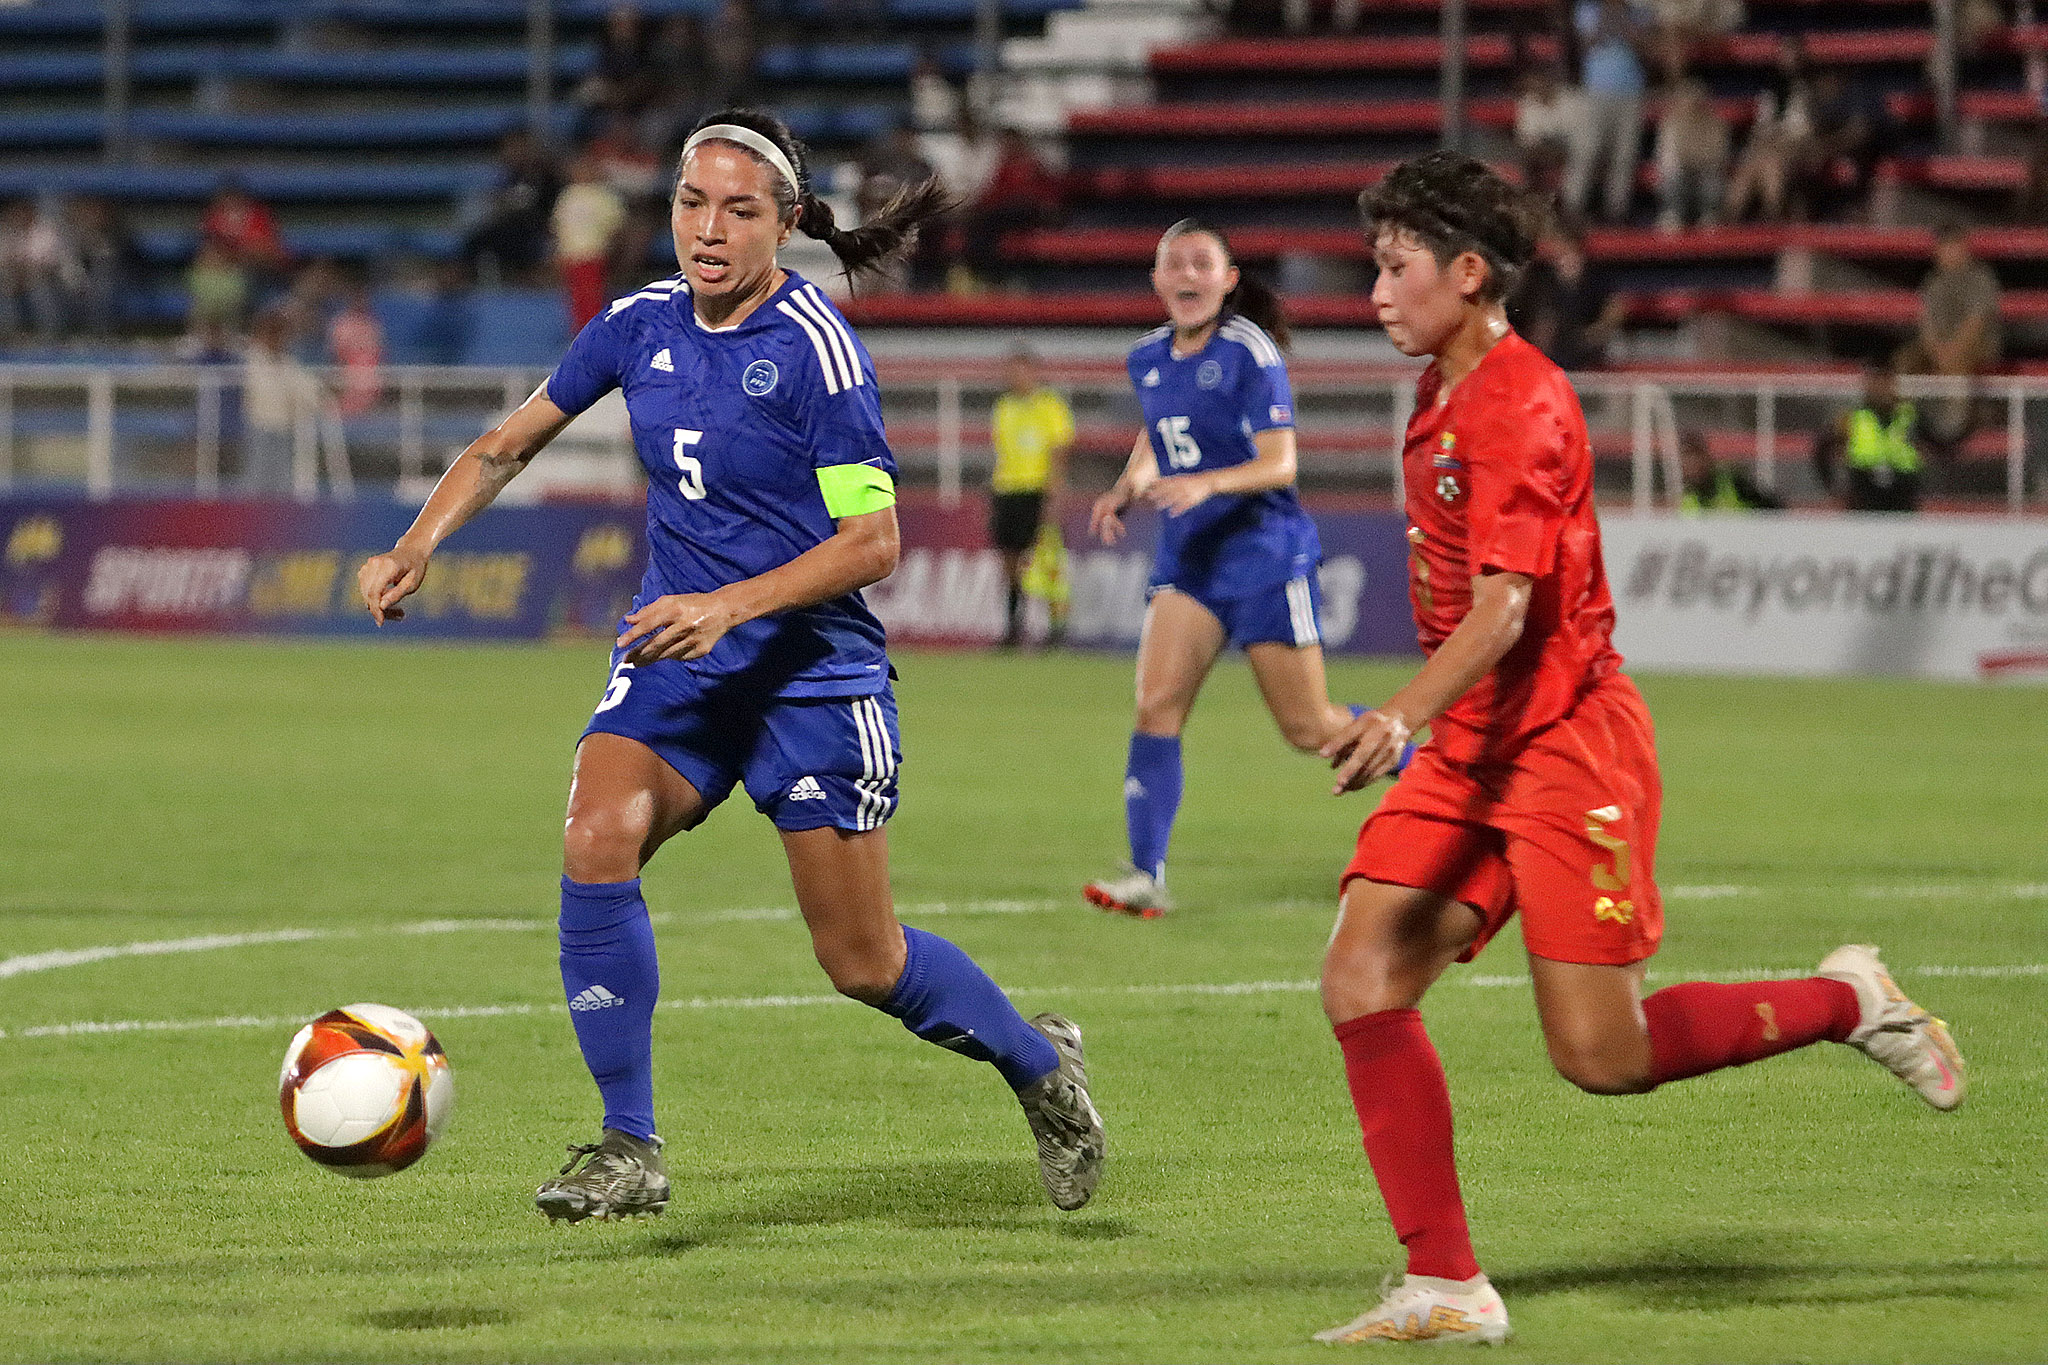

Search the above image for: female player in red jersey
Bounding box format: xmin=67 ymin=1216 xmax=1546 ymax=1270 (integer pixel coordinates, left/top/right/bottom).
xmin=1310 ymin=152 xmax=1967 ymax=1345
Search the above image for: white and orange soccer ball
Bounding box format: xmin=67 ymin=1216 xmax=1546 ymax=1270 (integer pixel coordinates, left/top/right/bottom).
xmin=279 ymin=1003 xmax=454 ymax=1177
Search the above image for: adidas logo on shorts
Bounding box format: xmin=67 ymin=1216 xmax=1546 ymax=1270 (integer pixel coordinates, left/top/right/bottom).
xmin=569 ymin=985 xmax=625 ymax=1011
xmin=787 ymin=776 xmax=828 ymax=802
xmin=649 ymin=348 xmax=674 ymax=373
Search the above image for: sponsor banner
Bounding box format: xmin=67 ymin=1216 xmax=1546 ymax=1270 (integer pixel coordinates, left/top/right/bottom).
xmin=1602 ymin=513 xmax=2048 ymax=681
xmin=0 ymin=493 xmax=1423 ymax=654
xmin=0 ymin=495 xmax=645 ymax=639
xmin=868 ymin=500 xmax=1421 ymax=656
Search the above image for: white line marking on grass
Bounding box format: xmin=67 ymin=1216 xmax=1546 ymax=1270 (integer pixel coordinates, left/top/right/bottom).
xmin=0 ymin=929 xmax=340 ymax=981
xmin=5 ymin=963 xmax=2039 ymax=1044
xmin=1665 ymin=885 xmax=1754 ymax=899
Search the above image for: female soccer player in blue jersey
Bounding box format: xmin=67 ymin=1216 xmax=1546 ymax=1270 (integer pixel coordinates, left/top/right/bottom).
xmin=1082 ymin=220 xmax=1364 ymax=918
xmin=357 ymin=110 xmax=1104 ymax=1220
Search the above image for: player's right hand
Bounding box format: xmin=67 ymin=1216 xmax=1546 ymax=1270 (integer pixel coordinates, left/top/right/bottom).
xmin=357 ymin=545 xmax=429 ymax=625
xmin=1089 ymin=490 xmax=1129 ymax=545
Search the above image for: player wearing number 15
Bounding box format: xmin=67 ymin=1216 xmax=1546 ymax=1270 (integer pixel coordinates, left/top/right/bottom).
xmin=355 ymin=108 xmax=1104 ymax=1223
xmin=1083 ymin=220 xmax=1360 ymax=918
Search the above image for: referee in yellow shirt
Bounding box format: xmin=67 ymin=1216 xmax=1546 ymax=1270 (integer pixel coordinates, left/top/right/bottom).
xmin=989 ymin=346 xmax=1075 ymax=647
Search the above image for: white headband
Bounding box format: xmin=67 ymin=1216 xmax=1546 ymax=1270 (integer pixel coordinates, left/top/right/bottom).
xmin=682 ymin=124 xmax=801 ymax=195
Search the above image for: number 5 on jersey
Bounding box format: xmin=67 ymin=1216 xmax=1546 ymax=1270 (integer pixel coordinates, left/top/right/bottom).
xmin=1155 ymin=416 xmax=1202 ymax=470
xmin=673 ymin=428 xmax=707 ymax=500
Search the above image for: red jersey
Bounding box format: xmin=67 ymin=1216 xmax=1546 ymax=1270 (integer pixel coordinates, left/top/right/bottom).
xmin=1401 ymin=330 xmax=1621 ymax=765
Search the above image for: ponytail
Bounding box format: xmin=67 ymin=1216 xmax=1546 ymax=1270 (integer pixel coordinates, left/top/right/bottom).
xmin=1223 ymin=271 xmax=1291 ymax=352
xmin=1159 ymin=217 xmax=1292 ymax=352
xmin=798 ymin=175 xmax=953 ymax=281
xmin=683 ymin=108 xmax=953 ymax=284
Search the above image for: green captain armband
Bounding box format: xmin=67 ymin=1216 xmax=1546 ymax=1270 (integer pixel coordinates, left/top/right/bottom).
xmin=817 ymin=462 xmax=896 ymax=518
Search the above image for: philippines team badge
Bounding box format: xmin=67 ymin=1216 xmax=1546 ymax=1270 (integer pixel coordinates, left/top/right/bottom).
xmin=743 ymin=359 xmax=779 ymax=396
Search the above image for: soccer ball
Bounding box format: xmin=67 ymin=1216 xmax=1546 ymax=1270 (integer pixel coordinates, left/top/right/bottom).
xmin=279 ymin=1003 xmax=454 ymax=1177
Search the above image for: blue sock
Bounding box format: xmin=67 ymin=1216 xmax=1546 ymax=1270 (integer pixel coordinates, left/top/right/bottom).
xmin=1348 ymin=704 xmax=1418 ymax=774
xmin=880 ymin=926 xmax=1059 ymax=1090
xmin=558 ymin=876 xmax=659 ymax=1141
xmin=1124 ymin=731 xmax=1182 ymax=883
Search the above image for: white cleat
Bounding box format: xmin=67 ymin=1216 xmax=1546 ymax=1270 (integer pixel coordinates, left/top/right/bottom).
xmin=1083 ymin=865 xmax=1172 ymax=919
xmin=1315 ymin=1274 xmax=1511 ymax=1346
xmin=1817 ymin=944 xmax=1966 ymax=1111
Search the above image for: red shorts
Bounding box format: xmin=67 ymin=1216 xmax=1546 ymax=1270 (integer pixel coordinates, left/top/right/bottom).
xmin=1342 ymin=673 xmax=1664 ymax=966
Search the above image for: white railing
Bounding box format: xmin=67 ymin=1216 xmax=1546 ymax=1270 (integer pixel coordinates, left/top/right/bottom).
xmin=0 ymin=362 xmax=2037 ymax=515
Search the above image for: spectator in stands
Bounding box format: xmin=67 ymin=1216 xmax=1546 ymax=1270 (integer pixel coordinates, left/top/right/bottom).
xmin=201 ymin=179 xmax=287 ymax=279
xmin=0 ymin=197 xmax=81 ymax=341
xmin=1567 ymin=0 xmax=1652 ymax=223
xmin=580 ymin=3 xmax=654 ymax=118
xmin=1813 ymin=360 xmax=1924 ymax=512
xmin=1515 ymin=60 xmax=1588 ymax=205
xmin=327 ymin=280 xmax=384 ymax=418
xmin=921 ymin=108 xmax=1000 ymax=293
xmin=66 ymin=197 xmax=141 ymax=339
xmin=241 ymin=307 xmax=321 ymax=496
xmin=1646 ymin=0 xmax=1742 ymax=48
xmin=859 ymin=126 xmax=942 ymax=290
xmin=961 ymin=130 xmax=1063 ymax=291
xmin=553 ymin=155 xmax=627 ymax=330
xmin=1655 ymin=74 xmax=1729 ymax=230
xmin=1897 ymin=225 xmax=2002 ymax=452
xmin=1511 ymin=227 xmax=1627 ymax=370
xmin=1791 ymin=66 xmax=1895 ymax=222
xmin=644 ymin=14 xmax=711 ymax=149
xmin=1724 ymin=37 xmax=1812 ymax=222
xmin=703 ymin=0 xmax=758 ymax=112
xmin=279 ymin=256 xmax=343 ymax=352
xmin=1679 ymin=430 xmax=1781 ymax=512
xmin=186 ymin=239 xmax=251 ymax=342
xmin=464 ymin=129 xmax=563 ymax=286
xmin=592 ymin=112 xmax=668 ymax=278
xmin=911 ymin=51 xmax=963 ymax=135
xmin=2014 ymin=119 xmax=2048 ymax=223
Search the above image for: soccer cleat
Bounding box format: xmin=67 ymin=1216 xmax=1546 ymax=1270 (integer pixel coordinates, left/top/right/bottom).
xmin=1817 ymin=944 xmax=1966 ymax=1111
xmin=1016 ymin=1012 xmax=1106 ymax=1211
xmin=1314 ymin=1273 xmax=1511 ymax=1346
xmin=1083 ymin=865 xmax=1172 ymax=918
xmin=534 ymin=1129 xmax=671 ymax=1223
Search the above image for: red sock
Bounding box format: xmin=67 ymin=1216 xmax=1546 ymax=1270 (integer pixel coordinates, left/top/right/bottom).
xmin=1333 ymin=1008 xmax=1482 ymax=1282
xmin=1645 ymin=977 xmax=1860 ymax=1085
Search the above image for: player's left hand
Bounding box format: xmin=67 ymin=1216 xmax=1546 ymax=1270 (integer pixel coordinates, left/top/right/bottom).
xmin=1322 ymin=707 xmax=1413 ymax=794
xmin=618 ymin=592 xmax=739 ymax=664
xmin=1144 ymin=473 xmax=1216 ymax=516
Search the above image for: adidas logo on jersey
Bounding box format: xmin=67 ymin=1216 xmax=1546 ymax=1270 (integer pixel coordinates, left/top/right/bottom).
xmin=569 ymin=985 xmax=625 ymax=1011
xmin=649 ymin=348 xmax=674 ymax=373
xmin=1141 ymin=368 xmax=1161 ymax=387
xmin=787 ymin=775 xmax=828 ymax=802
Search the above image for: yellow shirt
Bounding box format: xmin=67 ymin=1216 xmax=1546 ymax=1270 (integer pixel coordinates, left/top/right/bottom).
xmin=990 ymin=387 xmax=1075 ymax=494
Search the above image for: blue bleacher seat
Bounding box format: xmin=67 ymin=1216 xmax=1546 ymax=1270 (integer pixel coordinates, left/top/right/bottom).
xmin=0 ymin=113 xmax=110 ymax=150
xmin=459 ymin=289 xmax=568 ymax=366
xmin=226 ymin=44 xmax=598 ymax=85
xmin=134 ymin=106 xmax=578 ymax=148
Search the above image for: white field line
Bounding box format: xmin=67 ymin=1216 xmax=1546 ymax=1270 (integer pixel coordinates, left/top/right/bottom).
xmin=0 ymin=901 xmax=1061 ymax=983
xmin=2 ymin=963 xmax=2040 ymax=1044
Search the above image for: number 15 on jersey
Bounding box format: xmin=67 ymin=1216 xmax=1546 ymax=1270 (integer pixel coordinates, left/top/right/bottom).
xmin=1155 ymin=416 xmax=1202 ymax=470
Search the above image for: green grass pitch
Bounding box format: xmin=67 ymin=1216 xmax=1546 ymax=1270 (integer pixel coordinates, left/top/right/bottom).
xmin=1 ymin=632 xmax=2043 ymax=1364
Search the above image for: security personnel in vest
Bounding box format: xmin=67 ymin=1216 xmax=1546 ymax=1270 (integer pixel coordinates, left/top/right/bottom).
xmin=1814 ymin=360 xmax=1924 ymax=512
xmin=1679 ymin=431 xmax=1783 ymax=513
xmin=988 ymin=345 xmax=1075 ymax=647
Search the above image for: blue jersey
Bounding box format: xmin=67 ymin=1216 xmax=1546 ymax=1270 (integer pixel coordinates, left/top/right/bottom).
xmin=1127 ymin=316 xmax=1319 ymax=597
xmin=545 ymin=270 xmax=894 ymax=699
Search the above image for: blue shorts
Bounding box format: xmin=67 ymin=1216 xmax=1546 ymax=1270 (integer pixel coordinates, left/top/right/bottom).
xmin=580 ymin=652 xmax=900 ymax=833
xmin=1152 ymin=572 xmax=1324 ymax=650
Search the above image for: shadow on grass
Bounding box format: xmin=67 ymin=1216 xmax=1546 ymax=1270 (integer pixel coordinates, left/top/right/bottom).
xmin=1494 ymin=1241 xmax=2046 ymax=1311
xmin=362 ymin=1304 xmax=519 ymax=1330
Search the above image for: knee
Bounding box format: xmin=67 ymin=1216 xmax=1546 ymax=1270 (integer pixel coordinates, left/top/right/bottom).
xmin=1132 ymin=693 xmax=1185 ymax=737
xmin=812 ymin=932 xmax=903 ymax=1007
xmin=1320 ymin=942 xmax=1424 ymax=1025
xmin=562 ymin=803 xmax=653 ymax=881
xmin=1545 ymin=1036 xmax=1655 ymax=1096
xmin=1277 ymin=711 xmax=1337 ymax=754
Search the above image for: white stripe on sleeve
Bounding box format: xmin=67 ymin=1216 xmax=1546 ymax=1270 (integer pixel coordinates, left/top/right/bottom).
xmin=776 ymin=300 xmax=844 ymax=394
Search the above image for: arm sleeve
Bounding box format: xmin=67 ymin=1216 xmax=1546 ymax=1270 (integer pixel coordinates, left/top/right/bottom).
xmin=543 ymin=312 xmax=629 ymax=416
xmin=795 ymin=347 xmax=898 ymax=481
xmin=1243 ymin=355 xmax=1295 ymax=433
xmin=1463 ymin=379 xmax=1571 ymax=580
